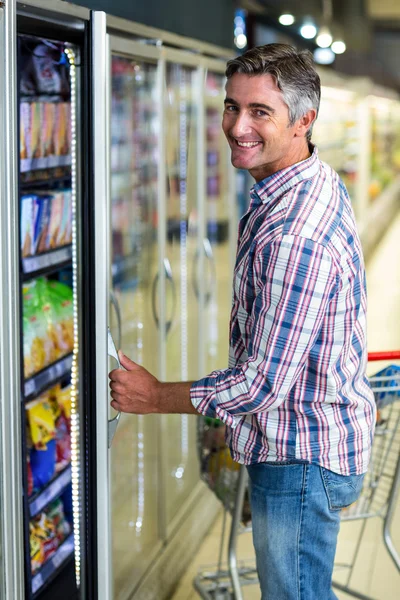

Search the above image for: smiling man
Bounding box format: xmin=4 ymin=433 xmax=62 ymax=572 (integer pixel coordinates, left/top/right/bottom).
xmin=109 ymin=44 xmax=376 ymax=599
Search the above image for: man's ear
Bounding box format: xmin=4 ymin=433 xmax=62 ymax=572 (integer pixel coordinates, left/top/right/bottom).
xmin=294 ymin=109 xmax=317 ymax=138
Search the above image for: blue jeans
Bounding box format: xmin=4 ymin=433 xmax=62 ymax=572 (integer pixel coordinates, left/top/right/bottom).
xmin=246 ymin=461 xmax=364 ymax=600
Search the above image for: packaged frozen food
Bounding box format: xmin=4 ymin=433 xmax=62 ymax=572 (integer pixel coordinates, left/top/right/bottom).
xmin=58 ymin=189 xmax=72 ymax=246
xmin=20 ymin=194 xmax=37 ymax=258
xmin=47 ymin=192 xmax=64 ymax=249
xmin=56 ymin=384 xmax=72 ymax=424
xmin=47 ymin=385 xmax=71 ymax=470
xmin=32 ymin=195 xmax=51 ymax=255
xmin=32 ymin=511 xmax=59 ymax=562
xmin=54 ymin=103 xmax=71 ymax=158
xmin=40 ymin=102 xmax=56 ymax=159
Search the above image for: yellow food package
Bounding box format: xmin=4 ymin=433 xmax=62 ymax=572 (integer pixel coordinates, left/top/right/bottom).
xmin=57 ymin=384 xmax=72 ymax=420
xmin=30 ymin=523 xmax=45 ymax=574
xmin=26 ymin=395 xmax=56 ymax=450
xmin=48 ymin=385 xmax=62 ymax=421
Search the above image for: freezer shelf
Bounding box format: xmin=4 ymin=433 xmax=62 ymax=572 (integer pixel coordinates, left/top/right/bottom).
xmin=29 ymin=465 xmax=71 ymax=518
xmin=22 ymin=245 xmax=73 ymax=278
xmin=31 ymin=533 xmax=74 ymax=595
xmin=24 ymin=353 xmax=73 ymax=400
xmin=21 ymin=155 xmax=71 ymax=174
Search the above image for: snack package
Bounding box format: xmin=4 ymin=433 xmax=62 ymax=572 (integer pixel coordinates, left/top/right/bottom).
xmin=30 ymin=522 xmax=45 ymax=574
xmin=30 ymin=439 xmax=56 ymax=490
xmin=47 ymin=385 xmax=71 ymax=470
xmin=20 ymin=194 xmax=37 ymax=258
xmin=27 ymin=456 xmax=34 ymax=497
xmin=23 ymin=282 xmax=56 ymax=376
xmin=47 ymin=499 xmax=71 ymax=543
xmin=32 ymin=195 xmax=52 ymax=255
xmin=32 ymin=511 xmax=59 ymax=562
xmin=56 ymin=384 xmax=72 ymax=425
xmin=46 ymin=280 xmax=74 ymax=354
xmin=61 ymin=484 xmax=73 ymax=525
xmin=47 ymin=192 xmax=64 ymax=249
xmin=26 ymin=395 xmax=56 ymax=450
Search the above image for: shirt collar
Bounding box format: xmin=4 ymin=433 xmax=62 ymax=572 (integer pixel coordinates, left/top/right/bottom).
xmin=249 ymin=144 xmax=321 ymax=211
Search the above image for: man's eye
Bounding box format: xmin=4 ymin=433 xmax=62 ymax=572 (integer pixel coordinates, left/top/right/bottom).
xmin=254 ymin=109 xmax=267 ymax=117
xmin=225 ymin=105 xmax=238 ymax=112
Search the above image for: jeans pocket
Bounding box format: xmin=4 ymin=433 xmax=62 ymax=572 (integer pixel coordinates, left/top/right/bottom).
xmin=320 ymin=467 xmax=365 ymax=512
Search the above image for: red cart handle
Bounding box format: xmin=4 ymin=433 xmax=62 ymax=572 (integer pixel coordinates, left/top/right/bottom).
xmin=368 ymin=351 xmax=400 ymax=361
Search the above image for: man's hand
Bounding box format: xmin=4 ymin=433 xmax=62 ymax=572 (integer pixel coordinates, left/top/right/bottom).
xmin=109 ymin=351 xmax=199 ymax=415
xmin=109 ymin=352 xmax=162 ymax=414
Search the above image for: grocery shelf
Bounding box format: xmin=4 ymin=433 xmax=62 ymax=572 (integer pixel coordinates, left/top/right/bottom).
xmin=29 ymin=465 xmax=71 ymax=518
xmin=21 ymin=155 xmax=71 ymax=174
xmin=20 ymin=174 xmax=71 ymax=190
xmin=22 ymin=245 xmax=72 ymax=279
xmin=24 ymin=353 xmax=73 ymax=401
xmin=32 ymin=533 xmax=74 ymax=596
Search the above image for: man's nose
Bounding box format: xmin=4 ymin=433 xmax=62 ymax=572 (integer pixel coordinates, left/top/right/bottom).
xmin=230 ymin=111 xmax=252 ymax=137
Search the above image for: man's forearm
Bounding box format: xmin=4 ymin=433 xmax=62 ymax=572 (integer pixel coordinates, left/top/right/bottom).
xmin=158 ymin=381 xmax=199 ymax=415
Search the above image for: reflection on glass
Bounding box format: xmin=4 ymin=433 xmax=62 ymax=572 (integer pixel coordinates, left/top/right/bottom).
xmin=368 ymin=98 xmax=400 ymax=204
xmin=313 ymin=89 xmax=360 ymax=206
xmin=110 ymin=55 xmax=160 ymax=598
xmin=205 ymin=72 xmax=232 ymax=375
xmin=164 ymin=63 xmax=200 ymax=524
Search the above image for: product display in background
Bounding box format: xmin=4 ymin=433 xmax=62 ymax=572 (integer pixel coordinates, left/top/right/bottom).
xmin=26 ymin=383 xmax=72 ymax=493
xmin=369 ymin=100 xmax=400 ymax=202
xmin=30 ymin=498 xmax=71 ymax=575
xmin=21 ymin=189 xmax=72 ymax=258
xmin=23 ymin=278 xmax=73 ymax=378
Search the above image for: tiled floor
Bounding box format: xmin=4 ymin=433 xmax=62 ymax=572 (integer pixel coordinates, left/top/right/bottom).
xmin=171 ymin=213 xmax=400 ymax=600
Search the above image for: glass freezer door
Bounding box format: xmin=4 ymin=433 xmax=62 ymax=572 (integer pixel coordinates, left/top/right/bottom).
xmin=163 ymin=62 xmax=201 ymax=527
xmin=108 ymin=48 xmax=163 ymax=599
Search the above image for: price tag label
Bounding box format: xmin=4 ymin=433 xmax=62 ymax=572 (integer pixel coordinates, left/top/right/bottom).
xmin=24 ymin=380 xmax=35 ymax=397
xmin=32 ymin=573 xmax=43 ymax=594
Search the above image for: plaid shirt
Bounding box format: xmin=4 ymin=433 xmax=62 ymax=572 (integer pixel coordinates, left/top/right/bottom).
xmin=191 ymin=146 xmax=376 ymax=476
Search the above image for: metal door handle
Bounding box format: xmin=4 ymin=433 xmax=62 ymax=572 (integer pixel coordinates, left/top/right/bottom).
xmin=110 ymin=289 xmax=122 ymax=350
xmin=192 ymin=238 xmax=216 ymax=306
xmin=107 ymin=327 xmax=121 ymax=448
xmin=152 ymin=257 xmax=176 ymax=335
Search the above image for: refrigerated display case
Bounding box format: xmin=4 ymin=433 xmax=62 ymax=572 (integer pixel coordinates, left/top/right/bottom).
xmin=17 ymin=31 xmax=80 ymax=600
xmin=369 ymin=96 xmax=400 ymax=203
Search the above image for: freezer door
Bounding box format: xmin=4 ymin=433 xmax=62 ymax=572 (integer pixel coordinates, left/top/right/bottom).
xmin=108 ymin=46 xmax=164 ymax=599
xmin=0 ymin=1 xmax=25 ymax=597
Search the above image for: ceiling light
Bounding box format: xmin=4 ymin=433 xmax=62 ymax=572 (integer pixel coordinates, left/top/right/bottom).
xmin=279 ymin=14 xmax=295 ymax=26
xmin=300 ymin=23 xmax=317 ymax=39
xmin=235 ymin=34 xmax=247 ymax=49
xmin=313 ymin=48 xmax=335 ymax=65
xmin=316 ymin=26 xmax=333 ymax=48
xmin=331 ymin=40 xmax=346 ymax=54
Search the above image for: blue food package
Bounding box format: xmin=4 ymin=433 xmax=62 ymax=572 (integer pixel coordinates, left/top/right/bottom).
xmin=20 ymin=194 xmax=38 ymax=257
xmin=60 ymin=483 xmax=73 ymax=525
xmin=32 ymin=194 xmax=52 ymax=255
xmin=30 ymin=438 xmax=56 ymax=490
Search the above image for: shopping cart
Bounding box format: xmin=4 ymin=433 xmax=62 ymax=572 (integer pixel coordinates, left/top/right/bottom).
xmin=194 ymin=351 xmax=400 ymax=600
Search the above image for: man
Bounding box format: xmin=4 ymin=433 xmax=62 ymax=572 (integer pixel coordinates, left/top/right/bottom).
xmin=109 ymin=44 xmax=376 ymax=599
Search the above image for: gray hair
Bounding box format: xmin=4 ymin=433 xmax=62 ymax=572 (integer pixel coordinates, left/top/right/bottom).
xmin=225 ymin=44 xmax=320 ymax=141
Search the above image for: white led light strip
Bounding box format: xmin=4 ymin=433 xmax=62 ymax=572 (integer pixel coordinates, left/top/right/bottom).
xmin=64 ymin=46 xmax=81 ymax=588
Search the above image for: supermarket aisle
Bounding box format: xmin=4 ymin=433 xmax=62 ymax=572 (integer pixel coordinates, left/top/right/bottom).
xmin=171 ymin=212 xmax=400 ymax=600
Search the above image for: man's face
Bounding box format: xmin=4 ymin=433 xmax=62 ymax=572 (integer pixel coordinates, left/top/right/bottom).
xmin=222 ymin=73 xmax=299 ymax=181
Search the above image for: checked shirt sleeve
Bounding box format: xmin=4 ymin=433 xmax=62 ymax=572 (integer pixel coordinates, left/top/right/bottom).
xmin=190 ymin=235 xmax=340 ymax=427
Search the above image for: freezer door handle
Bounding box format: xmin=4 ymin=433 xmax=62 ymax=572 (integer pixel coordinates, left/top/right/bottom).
xmin=110 ymin=289 xmax=122 ymax=350
xmin=107 ymin=327 xmax=121 ymax=447
xmin=192 ymin=237 xmax=216 ymax=305
xmin=152 ymin=257 xmax=176 ymax=335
